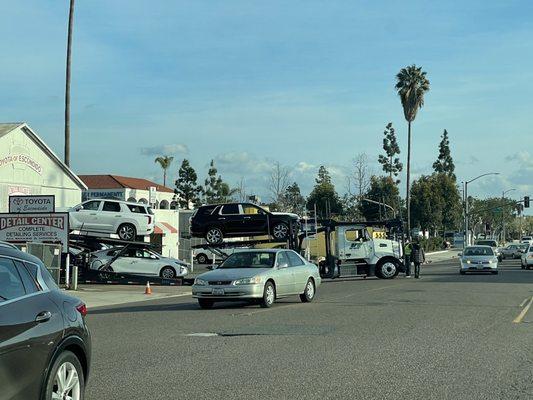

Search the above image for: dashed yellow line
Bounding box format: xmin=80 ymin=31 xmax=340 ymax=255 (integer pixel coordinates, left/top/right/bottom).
xmin=513 ymin=296 xmax=533 ymax=324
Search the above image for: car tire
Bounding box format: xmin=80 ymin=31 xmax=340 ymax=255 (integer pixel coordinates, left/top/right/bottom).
xmin=160 ymin=266 xmax=176 ymax=279
xmin=198 ymin=299 xmax=214 ymax=309
xmin=260 ymin=281 xmax=276 ymax=308
xmin=44 ymin=350 xmax=85 ymax=400
xmin=376 ymin=260 xmax=398 ymax=279
xmin=271 ymin=222 xmax=289 ymax=241
xmin=460 ymin=270 xmax=466 ymax=275
xmin=205 ymin=227 xmax=224 ymax=244
xmin=299 ymin=279 xmax=315 ymax=303
xmin=196 ymin=253 xmax=208 ymax=264
xmin=117 ymin=223 xmax=137 ymax=241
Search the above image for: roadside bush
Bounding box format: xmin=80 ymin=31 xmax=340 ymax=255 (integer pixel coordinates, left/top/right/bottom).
xmin=419 ymin=237 xmax=444 ymax=252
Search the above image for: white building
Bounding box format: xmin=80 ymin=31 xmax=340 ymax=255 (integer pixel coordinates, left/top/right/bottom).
xmin=0 ymin=123 xmax=86 ymax=212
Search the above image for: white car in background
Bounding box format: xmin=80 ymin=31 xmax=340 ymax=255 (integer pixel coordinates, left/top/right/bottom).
xmin=90 ymin=247 xmax=189 ymax=279
xmin=68 ymin=199 xmax=155 ymax=240
xmin=521 ymin=236 xmax=533 ymax=245
xmin=520 ymin=245 xmax=533 ymax=270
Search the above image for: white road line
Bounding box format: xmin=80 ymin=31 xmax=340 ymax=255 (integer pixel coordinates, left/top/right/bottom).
xmin=519 ymin=297 xmax=529 ymax=308
xmin=513 ymin=296 xmax=533 ymax=324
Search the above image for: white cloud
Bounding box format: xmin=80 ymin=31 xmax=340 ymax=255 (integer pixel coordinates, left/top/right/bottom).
xmin=140 ymin=144 xmax=189 ymax=156
xmin=214 ymin=152 xmax=272 ymax=174
xmin=295 ymin=161 xmax=315 ymax=173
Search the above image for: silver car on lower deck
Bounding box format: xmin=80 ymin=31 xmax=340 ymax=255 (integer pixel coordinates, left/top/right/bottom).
xmin=192 ymin=249 xmax=321 ymax=308
xmin=459 ymin=245 xmax=499 ymax=275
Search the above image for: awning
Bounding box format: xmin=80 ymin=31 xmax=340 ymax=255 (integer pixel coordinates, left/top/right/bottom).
xmin=153 ymin=222 xmax=178 ymax=235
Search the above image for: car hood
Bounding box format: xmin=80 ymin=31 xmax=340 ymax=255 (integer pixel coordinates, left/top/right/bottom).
xmin=271 ymin=212 xmax=300 ymax=219
xmin=197 ymin=268 xmax=271 ymax=281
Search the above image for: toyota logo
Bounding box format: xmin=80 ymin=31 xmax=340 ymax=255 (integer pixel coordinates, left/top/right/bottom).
xmin=13 ymin=198 xmax=24 ymax=206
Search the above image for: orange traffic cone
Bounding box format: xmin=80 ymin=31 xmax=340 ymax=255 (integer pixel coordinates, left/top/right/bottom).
xmin=144 ymin=281 xmax=152 ymax=295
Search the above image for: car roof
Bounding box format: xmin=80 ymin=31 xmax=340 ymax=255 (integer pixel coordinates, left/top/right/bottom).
xmin=0 ymin=246 xmax=44 ymax=265
xmin=86 ymin=199 xmax=151 ymax=207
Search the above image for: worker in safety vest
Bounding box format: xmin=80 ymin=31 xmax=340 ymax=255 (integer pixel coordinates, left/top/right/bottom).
xmin=404 ymin=241 xmax=413 ymax=278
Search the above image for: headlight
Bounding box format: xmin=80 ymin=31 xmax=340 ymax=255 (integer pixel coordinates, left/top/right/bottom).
xmin=234 ymin=276 xmax=263 ymax=285
xmin=194 ymin=278 xmax=208 ymax=286
xmin=465 ymin=260 xmax=471 ymax=264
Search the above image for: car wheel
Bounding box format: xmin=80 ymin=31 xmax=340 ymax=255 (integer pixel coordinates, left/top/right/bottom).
xmin=376 ymin=260 xmax=398 ymax=279
xmin=205 ymin=227 xmax=224 ymax=244
xmin=260 ymin=281 xmax=276 ymax=308
xmin=196 ymin=253 xmax=208 ymax=264
xmin=460 ymin=270 xmax=466 ymax=275
xmin=160 ymin=266 xmax=176 ymax=279
xmin=44 ymin=350 xmax=85 ymax=400
xmin=198 ymin=299 xmax=214 ymax=309
xmin=299 ymin=279 xmax=315 ymax=303
xmin=117 ymin=223 xmax=136 ymax=241
xmin=271 ymin=222 xmax=289 ymax=240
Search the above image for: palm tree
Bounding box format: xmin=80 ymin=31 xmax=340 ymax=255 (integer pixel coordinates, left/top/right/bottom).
xmin=395 ymin=64 xmax=430 ymax=237
xmin=64 ymin=0 xmax=75 ymax=167
xmin=154 ymin=156 xmax=174 ymax=187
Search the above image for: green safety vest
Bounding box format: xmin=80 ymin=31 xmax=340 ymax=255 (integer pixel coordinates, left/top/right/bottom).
xmin=404 ymin=243 xmax=413 ymax=255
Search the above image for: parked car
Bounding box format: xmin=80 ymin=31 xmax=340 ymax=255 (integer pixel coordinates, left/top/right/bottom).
xmin=474 ymin=239 xmax=503 ymax=261
xmin=520 ymin=245 xmax=533 ymax=270
xmin=90 ymin=247 xmax=189 ymax=279
xmin=0 ymin=245 xmax=91 ymax=399
xmin=190 ymin=202 xmax=300 ymax=244
xmin=501 ymin=244 xmax=526 ymax=259
xmin=68 ymin=199 xmax=155 ymax=241
xmin=459 ymin=246 xmax=499 ymax=275
xmin=521 ymin=236 xmax=533 ymax=245
xmin=192 ymin=249 xmax=321 ymax=308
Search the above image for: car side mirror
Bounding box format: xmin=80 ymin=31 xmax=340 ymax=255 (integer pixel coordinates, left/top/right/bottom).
xmin=75 ymin=205 xmax=83 ymax=211
xmin=278 ymin=262 xmax=289 ymax=269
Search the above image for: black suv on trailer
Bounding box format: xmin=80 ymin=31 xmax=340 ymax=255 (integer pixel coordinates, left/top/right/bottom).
xmin=190 ymin=202 xmax=300 ymax=244
xmin=0 ymin=244 xmax=91 ymax=400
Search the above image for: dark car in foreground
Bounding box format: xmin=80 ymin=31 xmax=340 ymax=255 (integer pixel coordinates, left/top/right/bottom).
xmin=190 ymin=202 xmax=300 ymax=244
xmin=0 ymin=246 xmax=91 ymax=400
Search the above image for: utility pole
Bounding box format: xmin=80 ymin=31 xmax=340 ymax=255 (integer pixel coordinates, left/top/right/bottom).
xmin=64 ymin=0 xmax=75 ymax=167
xmin=501 ymin=188 xmax=516 ymax=243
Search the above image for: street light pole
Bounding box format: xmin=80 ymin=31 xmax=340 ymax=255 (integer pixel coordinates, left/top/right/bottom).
xmin=501 ymin=188 xmax=516 ymax=243
xmin=463 ymin=172 xmax=499 ymax=247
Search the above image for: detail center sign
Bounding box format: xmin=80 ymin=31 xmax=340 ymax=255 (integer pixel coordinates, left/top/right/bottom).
xmin=9 ymin=195 xmax=55 ymax=213
xmin=0 ymin=213 xmax=69 ymax=252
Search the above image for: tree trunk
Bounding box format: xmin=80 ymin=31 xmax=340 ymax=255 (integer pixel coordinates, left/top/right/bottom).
xmin=163 ymin=170 xmax=166 ymax=187
xmin=406 ymin=120 xmax=412 ymax=238
xmin=64 ymin=0 xmax=75 ymax=167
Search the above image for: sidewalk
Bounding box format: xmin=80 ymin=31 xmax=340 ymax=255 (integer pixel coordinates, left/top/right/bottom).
xmin=425 ymin=248 xmax=461 ymax=263
xmin=64 ymin=284 xmax=192 ymax=309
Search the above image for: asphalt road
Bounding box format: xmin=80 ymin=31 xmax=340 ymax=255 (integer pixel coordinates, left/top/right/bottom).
xmin=85 ymin=258 xmax=533 ymax=400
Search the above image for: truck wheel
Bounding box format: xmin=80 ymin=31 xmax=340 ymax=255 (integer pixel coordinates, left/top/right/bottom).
xmin=376 ymin=260 xmax=398 ymax=279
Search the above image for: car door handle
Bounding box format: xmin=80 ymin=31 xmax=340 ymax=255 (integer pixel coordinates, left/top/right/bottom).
xmin=244 ymin=216 xmax=251 ymax=219
xmin=218 ymin=217 xmax=226 ymax=220
xmin=35 ymin=311 xmax=52 ymax=323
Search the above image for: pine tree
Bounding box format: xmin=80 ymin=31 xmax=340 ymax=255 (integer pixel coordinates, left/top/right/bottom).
xmin=307 ymin=166 xmax=343 ymax=218
xmin=433 ymin=129 xmax=456 ymax=180
xmin=377 ymin=122 xmax=403 ymax=183
xmin=174 ymin=159 xmax=202 ymax=209
xmin=203 ymin=160 xmax=236 ymax=204
xmin=280 ymin=182 xmax=306 ymax=214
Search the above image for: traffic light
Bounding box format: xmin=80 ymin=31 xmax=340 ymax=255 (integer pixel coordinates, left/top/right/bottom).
xmin=525 ymin=196 xmax=530 ymax=208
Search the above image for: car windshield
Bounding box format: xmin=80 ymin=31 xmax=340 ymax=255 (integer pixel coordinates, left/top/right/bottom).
xmin=475 ymin=240 xmax=497 ymax=247
xmin=218 ymin=251 xmax=276 ymax=269
xmin=464 ymin=247 xmax=494 ymax=256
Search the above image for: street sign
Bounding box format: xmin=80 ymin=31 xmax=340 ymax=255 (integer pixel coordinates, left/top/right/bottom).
xmin=149 ymin=186 xmax=157 ymax=205
xmin=0 ymin=213 xmax=69 ymax=252
xmin=9 ymin=195 xmax=55 ymax=213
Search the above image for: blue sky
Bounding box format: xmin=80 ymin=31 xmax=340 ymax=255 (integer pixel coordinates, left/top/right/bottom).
xmin=2 ymin=0 xmax=532 ymax=210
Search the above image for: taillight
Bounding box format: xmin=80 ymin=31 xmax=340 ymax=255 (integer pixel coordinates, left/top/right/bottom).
xmin=146 ymin=215 xmax=152 ymax=225
xmin=76 ymin=303 xmax=87 ymax=317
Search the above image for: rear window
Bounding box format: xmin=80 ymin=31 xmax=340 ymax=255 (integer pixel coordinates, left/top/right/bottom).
xmin=128 ymin=204 xmax=147 ymax=214
xmin=197 ymin=205 xmax=217 ymax=216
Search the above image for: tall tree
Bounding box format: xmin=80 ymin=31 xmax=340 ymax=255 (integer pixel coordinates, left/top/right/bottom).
xmin=203 ymin=160 xmax=236 ymax=204
xmin=280 ymin=182 xmax=306 ymax=214
xmin=154 ymin=156 xmax=174 ymax=186
xmin=434 ymin=173 xmax=462 ymax=231
xmin=64 ymin=0 xmax=75 ymax=167
xmin=432 ymin=129 xmax=456 ymax=180
xmin=268 ymin=162 xmax=291 ymax=207
xmin=360 ymin=176 xmax=400 ymax=221
xmin=174 ymin=159 xmax=202 ymax=209
xmin=395 ymin=64 xmax=430 ymax=237
xmin=378 ymin=122 xmax=403 ymax=183
xmin=306 ymin=166 xmax=343 ymax=218
xmin=410 ymin=175 xmax=443 ymax=235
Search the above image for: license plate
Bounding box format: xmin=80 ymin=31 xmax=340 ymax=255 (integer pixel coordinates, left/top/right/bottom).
xmin=212 ymin=288 xmax=225 ymax=296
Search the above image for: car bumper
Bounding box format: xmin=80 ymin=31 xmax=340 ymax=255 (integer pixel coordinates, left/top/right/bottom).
xmin=192 ymin=284 xmax=264 ymax=300
xmin=460 ymin=263 xmax=498 ymax=271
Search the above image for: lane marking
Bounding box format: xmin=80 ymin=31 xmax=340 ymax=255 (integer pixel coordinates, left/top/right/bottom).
xmin=519 ymin=297 xmax=529 ymax=308
xmin=513 ymin=296 xmax=533 ymax=324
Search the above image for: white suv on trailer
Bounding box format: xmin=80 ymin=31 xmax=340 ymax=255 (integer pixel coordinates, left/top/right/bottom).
xmin=68 ymin=199 xmax=155 ymax=240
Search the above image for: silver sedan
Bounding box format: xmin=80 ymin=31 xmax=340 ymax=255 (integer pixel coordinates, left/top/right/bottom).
xmin=459 ymin=246 xmax=499 ymax=275
xmin=192 ymin=249 xmax=321 ymax=309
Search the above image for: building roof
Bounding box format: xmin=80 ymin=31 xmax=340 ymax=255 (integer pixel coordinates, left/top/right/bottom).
xmin=0 ymin=122 xmax=87 ymax=190
xmin=79 ymin=175 xmax=174 ymax=193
